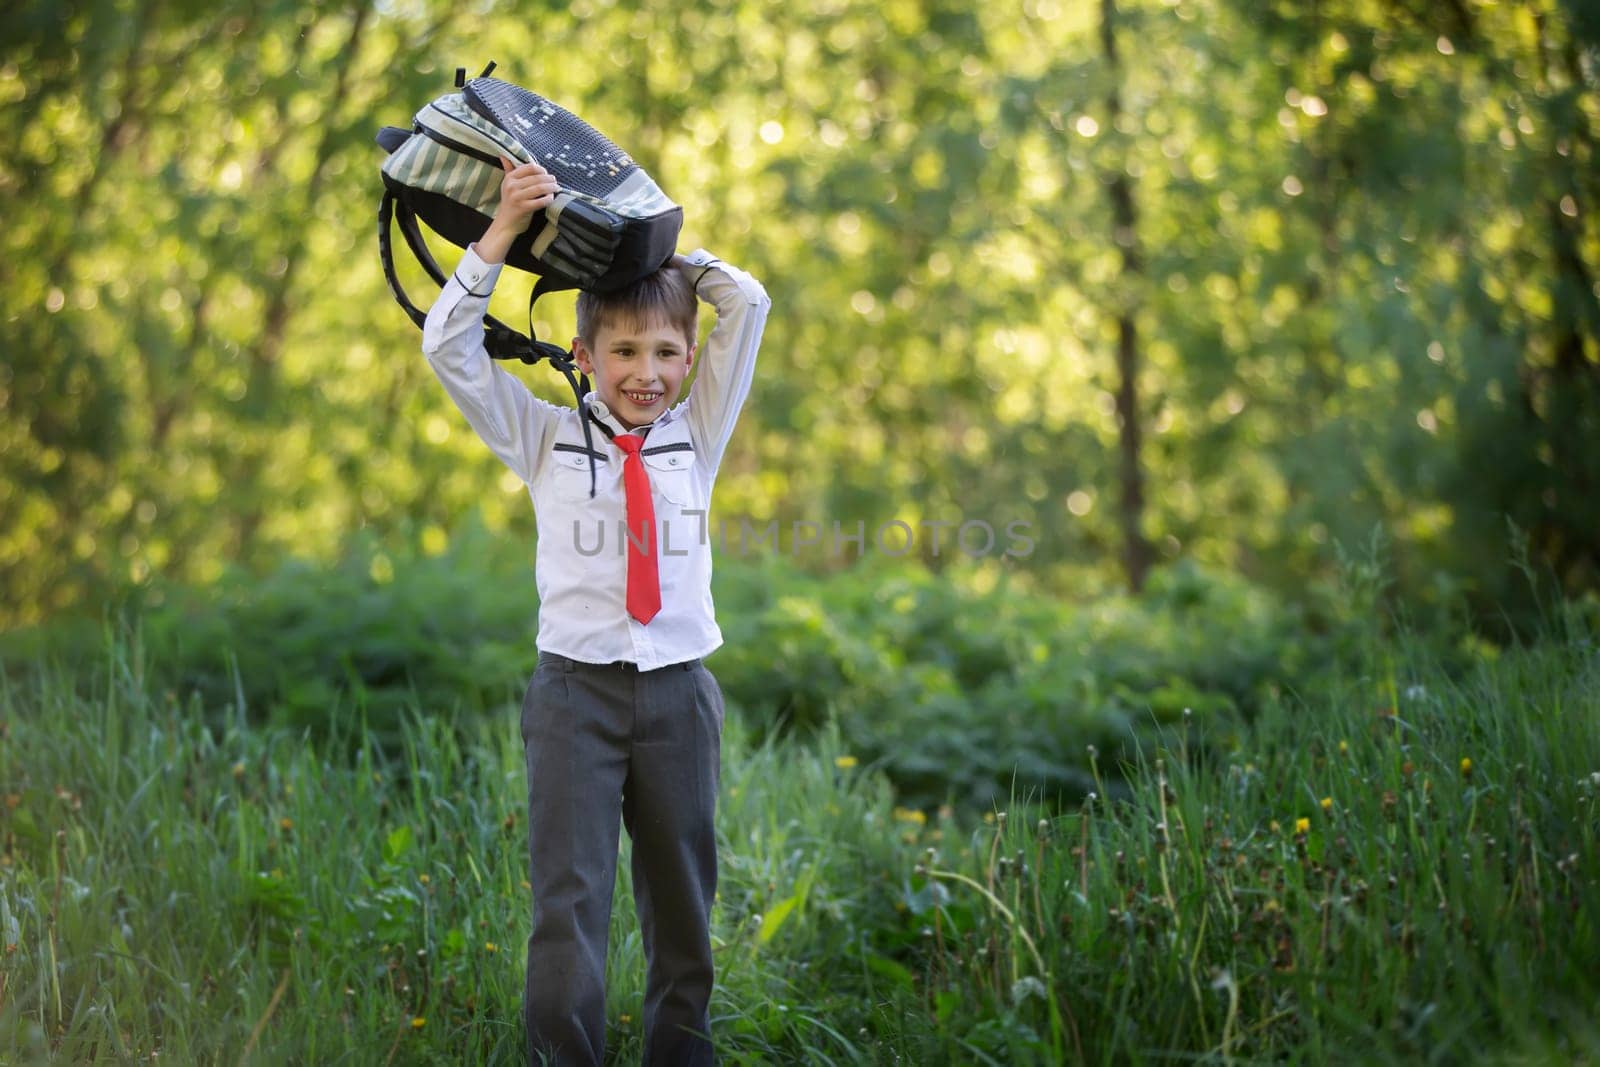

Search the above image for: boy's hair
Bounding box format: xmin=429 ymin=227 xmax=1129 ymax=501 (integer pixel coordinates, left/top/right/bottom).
xmin=575 ymin=266 xmax=697 ymax=348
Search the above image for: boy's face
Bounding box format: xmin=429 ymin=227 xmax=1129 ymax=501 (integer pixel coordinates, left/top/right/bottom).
xmin=573 ymin=315 xmax=696 ymax=431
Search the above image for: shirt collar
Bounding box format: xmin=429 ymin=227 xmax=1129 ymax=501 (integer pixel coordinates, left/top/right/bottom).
xmin=584 ymin=393 xmax=679 ymax=437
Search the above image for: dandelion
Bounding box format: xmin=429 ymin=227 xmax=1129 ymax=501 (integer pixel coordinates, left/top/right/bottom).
xmin=485 ymin=942 xmax=497 ymax=953
xmin=834 ymin=755 xmax=858 ymax=770
xmin=1270 ymin=819 xmax=1282 ymax=833
xmin=893 ymin=807 xmax=927 ymax=825
xmin=1295 ymin=817 xmax=1311 ymax=834
xmin=419 ymin=874 xmax=430 ymax=885
xmin=620 ymin=1013 xmax=632 ymax=1024
xmin=231 ymin=762 xmax=246 ymax=779
xmin=1338 ymin=740 xmax=1349 ymax=755
xmin=1460 ymin=757 xmax=1473 ymax=778
xmin=1320 ymin=797 xmax=1333 ymax=813
xmin=279 ymin=818 xmax=293 ymax=831
xmin=411 ymin=1017 xmax=426 ymax=1030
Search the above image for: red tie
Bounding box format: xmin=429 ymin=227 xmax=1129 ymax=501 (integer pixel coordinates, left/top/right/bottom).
xmin=612 ymin=434 xmax=660 ymax=625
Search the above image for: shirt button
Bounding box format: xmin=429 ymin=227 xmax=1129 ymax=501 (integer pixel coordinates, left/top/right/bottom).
xmin=669 ymin=457 xmax=679 ymax=465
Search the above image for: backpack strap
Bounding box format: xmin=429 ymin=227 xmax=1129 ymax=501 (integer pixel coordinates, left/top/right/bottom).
xmin=379 ymin=189 xmax=574 ymax=367
xmin=377 ymin=190 xmax=428 ymax=330
xmin=380 ymin=188 xmax=606 ymax=494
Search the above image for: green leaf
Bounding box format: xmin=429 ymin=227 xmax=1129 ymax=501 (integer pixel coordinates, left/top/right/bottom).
xmin=758 ymin=861 xmax=818 ymax=945
xmin=383 ymin=824 xmax=413 ymax=864
xmin=757 ymin=893 xmax=802 ymax=944
xmin=865 ymin=954 xmax=915 ymax=989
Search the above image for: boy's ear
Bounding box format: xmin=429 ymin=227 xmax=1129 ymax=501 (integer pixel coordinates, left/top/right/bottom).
xmin=686 ymin=340 xmax=698 ymax=369
xmin=571 ymin=336 xmax=593 ymax=374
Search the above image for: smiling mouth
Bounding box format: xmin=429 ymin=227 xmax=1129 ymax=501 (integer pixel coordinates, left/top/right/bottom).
xmin=622 ymin=390 xmax=662 ymax=405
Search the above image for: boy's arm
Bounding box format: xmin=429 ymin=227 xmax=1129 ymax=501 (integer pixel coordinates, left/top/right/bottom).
xmin=678 ymin=250 xmax=771 ymax=473
xmin=421 ymin=159 xmax=565 ymax=485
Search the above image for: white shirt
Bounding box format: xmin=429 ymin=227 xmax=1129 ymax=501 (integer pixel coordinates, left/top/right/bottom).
xmin=422 ymin=246 xmax=770 ymax=669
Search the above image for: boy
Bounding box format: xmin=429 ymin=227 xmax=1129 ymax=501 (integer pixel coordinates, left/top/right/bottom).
xmin=421 ymin=157 xmax=770 ymax=1065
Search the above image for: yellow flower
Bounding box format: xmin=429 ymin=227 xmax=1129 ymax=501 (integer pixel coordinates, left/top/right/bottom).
xmin=893 ymin=807 xmax=927 ymax=825
xmin=620 ymin=1013 xmax=632 ymax=1024
xmin=485 ymin=942 xmax=497 ymax=953
xmin=1269 ymin=819 xmax=1281 ymax=833
xmin=1338 ymin=740 xmax=1349 ymax=755
xmin=419 ymin=873 xmax=430 ymax=885
xmin=411 ymin=1016 xmax=426 ymax=1029
xmin=1295 ymin=817 xmax=1310 ymax=834
xmin=1460 ymin=757 xmax=1473 ymax=778
xmin=1320 ymin=797 xmax=1333 ymax=812
xmin=279 ymin=818 xmax=294 ymax=831
xmin=834 ymin=755 xmax=858 ymax=770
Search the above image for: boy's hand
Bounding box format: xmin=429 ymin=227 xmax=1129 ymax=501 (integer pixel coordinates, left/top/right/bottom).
xmin=475 ymin=157 xmax=559 ymax=264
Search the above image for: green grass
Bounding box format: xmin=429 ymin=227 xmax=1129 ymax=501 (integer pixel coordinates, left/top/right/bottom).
xmin=1 ymin=607 xmax=1597 ymax=1064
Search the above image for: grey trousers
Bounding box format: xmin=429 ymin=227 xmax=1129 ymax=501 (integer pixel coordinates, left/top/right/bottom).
xmin=520 ymin=652 xmax=723 ymax=1067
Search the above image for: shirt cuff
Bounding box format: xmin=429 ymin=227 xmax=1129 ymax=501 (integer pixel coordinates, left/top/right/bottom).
xmin=455 ymin=245 xmax=504 ymax=297
xmin=683 ymin=249 xmax=767 ymax=307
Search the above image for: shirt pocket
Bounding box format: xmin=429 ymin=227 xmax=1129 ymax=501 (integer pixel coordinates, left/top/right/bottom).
xmin=549 ymin=448 xmax=605 ymax=502
xmin=642 ymin=447 xmax=695 ymax=506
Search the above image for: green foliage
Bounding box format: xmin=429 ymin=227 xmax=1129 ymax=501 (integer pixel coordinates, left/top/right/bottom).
xmin=715 ymin=553 xmax=1332 ymax=809
xmin=2 ymin=0 xmax=1597 ymax=632
xmin=129 ymin=524 xmax=544 ymax=748
xmin=6 ymin=545 xmax=1366 ymax=813
xmin=2 ymin=606 xmax=1597 ymax=1062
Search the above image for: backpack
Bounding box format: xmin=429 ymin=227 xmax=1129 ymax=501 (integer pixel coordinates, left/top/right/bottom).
xmin=376 ymin=63 xmax=683 ymax=374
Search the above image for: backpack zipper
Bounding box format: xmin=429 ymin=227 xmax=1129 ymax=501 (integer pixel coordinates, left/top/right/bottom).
xmin=419 ymin=104 xmax=513 ymax=168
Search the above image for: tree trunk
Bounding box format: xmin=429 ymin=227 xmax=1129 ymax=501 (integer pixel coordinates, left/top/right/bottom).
xmin=1101 ymin=0 xmax=1153 ymax=592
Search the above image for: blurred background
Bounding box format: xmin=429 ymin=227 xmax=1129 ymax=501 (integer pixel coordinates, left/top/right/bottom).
xmin=1 ymin=0 xmax=1596 ymax=632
